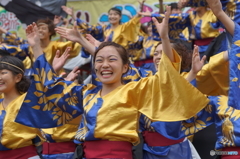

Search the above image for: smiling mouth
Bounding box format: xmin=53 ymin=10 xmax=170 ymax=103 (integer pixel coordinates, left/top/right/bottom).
xmin=101 ymin=71 xmax=113 ymax=78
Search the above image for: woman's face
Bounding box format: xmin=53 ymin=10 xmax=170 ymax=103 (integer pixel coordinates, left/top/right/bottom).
xmin=0 ymin=69 xmax=21 ymax=94
xmin=108 ymin=10 xmax=121 ymax=25
xmin=94 ymin=46 xmax=128 ymax=86
xmin=153 ymin=44 xmax=163 ymax=71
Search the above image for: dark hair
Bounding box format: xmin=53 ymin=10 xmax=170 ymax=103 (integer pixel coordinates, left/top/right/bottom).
xmin=170 ymin=3 xmax=179 ymax=10
xmin=154 ymin=40 xmax=192 ymax=72
xmin=0 ymin=49 xmax=10 ymax=57
xmin=93 ymin=42 xmax=130 ymax=83
xmin=171 ymin=39 xmax=192 ymax=72
xmin=0 ymin=56 xmax=30 ymax=93
xmin=108 ymin=7 xmax=122 ymax=24
xmin=36 ymin=18 xmax=56 ymax=39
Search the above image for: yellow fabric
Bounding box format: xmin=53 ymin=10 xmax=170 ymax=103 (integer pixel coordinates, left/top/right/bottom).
xmin=132 ymin=35 xmax=159 ymax=61
xmin=79 ymin=16 xmax=141 ymax=48
xmin=0 ymin=94 xmax=44 ymax=149
xmin=43 ymin=41 xmax=80 ymax=65
xmin=196 ymin=52 xmax=229 ymax=96
xmin=189 ymin=10 xmax=220 ymax=39
xmin=23 ymin=41 xmax=81 ymax=72
xmin=105 ymin=16 xmax=141 ymax=48
xmin=182 ymin=28 xmax=189 ymax=41
xmin=42 ymin=115 xmax=81 ymax=142
xmin=77 ymin=49 xmax=209 ymax=144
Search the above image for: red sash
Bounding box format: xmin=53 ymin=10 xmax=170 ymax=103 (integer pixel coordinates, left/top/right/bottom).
xmin=42 ymin=141 xmax=76 ymax=154
xmin=142 ymin=131 xmax=184 ymax=147
xmin=194 ymin=38 xmax=214 ymax=46
xmin=83 ymin=140 xmax=132 ymax=158
xmin=0 ymin=145 xmax=38 ymax=159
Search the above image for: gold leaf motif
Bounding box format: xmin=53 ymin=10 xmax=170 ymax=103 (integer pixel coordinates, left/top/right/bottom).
xmin=236 ymin=53 xmax=240 ymax=57
xmin=72 ymin=110 xmax=77 ymax=115
xmin=47 ymin=70 xmax=52 ymax=81
xmin=196 ymin=120 xmax=205 ymax=125
xmin=43 ymin=104 xmax=48 ymax=111
xmin=53 ymin=115 xmax=59 ymax=120
xmin=53 ymin=108 xmax=60 ymax=112
xmin=57 ymin=118 xmax=62 ymax=125
xmin=189 ymin=127 xmax=195 ymax=134
xmin=24 ymin=100 xmax=31 ymax=103
xmin=238 ymin=64 xmax=240 ymax=70
xmin=232 ymin=78 xmax=238 ymax=82
xmin=206 ymin=117 xmax=212 ymax=121
xmin=48 ymin=103 xmax=54 ymax=111
xmin=38 ymin=97 xmax=43 ymax=104
xmin=234 ymin=40 xmax=240 ymax=46
xmin=32 ymin=105 xmax=40 ymax=110
xmin=56 ymin=111 xmax=63 ymax=116
xmin=34 ymin=91 xmax=43 ymax=97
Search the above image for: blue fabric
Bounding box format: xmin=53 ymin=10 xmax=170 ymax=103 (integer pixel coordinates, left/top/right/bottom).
xmin=84 ymin=98 xmax=103 ymax=141
xmin=0 ymin=108 xmax=11 ymax=150
xmin=15 ymin=54 xmax=84 ymax=128
xmin=42 ymin=152 xmax=74 ymax=159
xmin=143 ymin=140 xmax=192 ymax=159
xmin=186 ymin=0 xmax=240 ymax=24
xmin=228 ymin=23 xmax=240 ymax=109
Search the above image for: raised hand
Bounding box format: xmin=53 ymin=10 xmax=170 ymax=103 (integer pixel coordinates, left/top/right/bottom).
xmin=206 ymin=0 xmax=222 ymax=15
xmin=86 ymin=34 xmax=102 ymax=47
xmin=52 ymin=47 xmax=70 ymax=74
xmin=138 ymin=7 xmax=151 ymax=17
xmin=61 ymin=6 xmax=73 ymax=16
xmin=152 ymin=6 xmax=174 ymax=62
xmin=54 ymin=15 xmax=63 ymax=26
xmin=64 ymin=66 xmax=81 ymax=81
xmin=55 ymin=24 xmax=81 ymax=43
xmin=158 ymin=6 xmax=171 ymax=39
xmin=186 ymin=45 xmax=206 ymax=82
xmin=138 ymin=0 xmax=146 ymax=12
xmin=191 ymin=45 xmax=206 ymax=74
xmin=206 ymin=0 xmax=234 ymax=35
xmin=26 ymin=22 xmax=40 ymax=47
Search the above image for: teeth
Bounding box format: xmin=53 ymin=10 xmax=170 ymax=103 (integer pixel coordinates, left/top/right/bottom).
xmin=102 ymin=71 xmax=112 ymax=75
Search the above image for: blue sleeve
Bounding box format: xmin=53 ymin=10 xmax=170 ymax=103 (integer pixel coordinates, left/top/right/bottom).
xmin=15 ymin=54 xmax=84 ymax=128
xmin=228 ymin=22 xmax=240 ymax=110
xmin=76 ymin=18 xmax=105 ymax=41
xmin=0 ymin=44 xmax=30 ymax=61
xmin=152 ymin=13 xmax=190 ymax=40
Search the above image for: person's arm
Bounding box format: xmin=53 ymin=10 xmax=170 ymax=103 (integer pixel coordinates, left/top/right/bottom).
xmin=55 ymin=24 xmax=96 ymax=55
xmin=207 ymin=0 xmax=234 ymax=36
xmin=15 ymin=24 xmax=85 ymax=129
xmin=153 ymin=6 xmax=174 ymax=62
xmin=25 ymin=22 xmax=43 ymax=59
xmin=52 ymin=48 xmax=70 ymax=74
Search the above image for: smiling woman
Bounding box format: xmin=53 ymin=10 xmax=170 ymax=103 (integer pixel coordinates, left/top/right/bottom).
xmin=66 ymin=5 xmax=142 ymax=48
xmin=93 ymin=42 xmax=129 ymax=93
xmin=0 ymin=55 xmax=44 ymax=159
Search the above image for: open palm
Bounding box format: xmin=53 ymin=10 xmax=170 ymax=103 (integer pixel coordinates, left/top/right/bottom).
xmin=26 ymin=23 xmax=40 ymax=47
xmin=55 ymin=26 xmax=81 ymax=43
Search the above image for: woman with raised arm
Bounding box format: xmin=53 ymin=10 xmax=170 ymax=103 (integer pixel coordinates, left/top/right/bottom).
xmin=62 ymin=4 xmax=141 ymax=49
